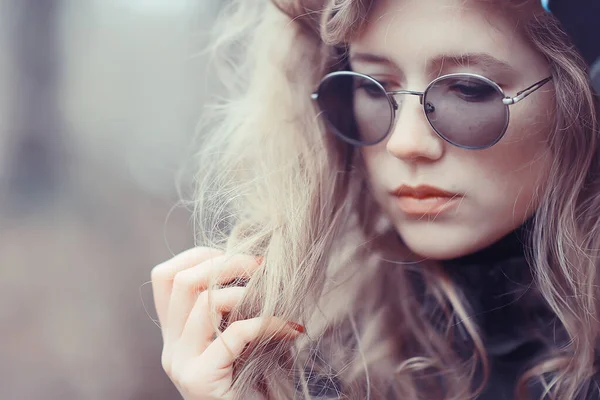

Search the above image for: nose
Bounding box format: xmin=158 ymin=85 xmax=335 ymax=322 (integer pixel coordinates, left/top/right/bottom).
xmin=385 ymin=96 xmax=444 ymax=162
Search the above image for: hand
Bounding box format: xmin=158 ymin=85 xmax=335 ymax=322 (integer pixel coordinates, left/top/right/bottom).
xmin=151 ymin=247 xmax=305 ymax=400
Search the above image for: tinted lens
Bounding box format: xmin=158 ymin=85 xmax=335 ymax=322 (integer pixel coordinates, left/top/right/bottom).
xmin=424 ymin=75 xmax=508 ymax=149
xmin=316 ymin=73 xmax=393 ymax=145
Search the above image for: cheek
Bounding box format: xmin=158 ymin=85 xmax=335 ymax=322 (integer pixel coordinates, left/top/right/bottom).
xmin=501 ymin=87 xmax=555 ymax=152
xmin=359 ymin=147 xmax=386 ymax=185
xmin=476 ymin=86 xmax=554 ymax=182
xmin=358 ymin=147 xmax=397 ymax=209
xmin=469 ymin=110 xmax=554 ymax=211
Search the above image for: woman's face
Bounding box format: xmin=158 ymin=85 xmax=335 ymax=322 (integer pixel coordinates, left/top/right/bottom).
xmin=353 ymin=0 xmax=555 ymax=260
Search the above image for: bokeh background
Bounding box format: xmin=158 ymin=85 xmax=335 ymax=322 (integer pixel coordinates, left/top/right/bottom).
xmin=1 ymin=1 xmax=221 ymax=399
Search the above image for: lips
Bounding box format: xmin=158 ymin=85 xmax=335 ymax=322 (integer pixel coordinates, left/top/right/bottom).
xmin=390 ymin=185 xmax=462 ymax=215
xmin=391 ymin=184 xmax=459 ymax=199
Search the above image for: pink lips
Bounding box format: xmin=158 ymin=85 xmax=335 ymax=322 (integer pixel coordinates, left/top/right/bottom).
xmin=390 ymin=185 xmax=463 ymax=215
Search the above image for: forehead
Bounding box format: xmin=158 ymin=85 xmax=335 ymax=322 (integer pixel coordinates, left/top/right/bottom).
xmin=349 ymin=0 xmax=538 ymax=75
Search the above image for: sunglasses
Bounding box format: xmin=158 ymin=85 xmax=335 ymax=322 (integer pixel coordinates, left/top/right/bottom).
xmin=311 ymin=71 xmax=552 ymax=150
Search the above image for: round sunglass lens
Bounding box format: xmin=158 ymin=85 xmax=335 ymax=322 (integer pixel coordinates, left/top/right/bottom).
xmin=316 ymin=73 xmax=394 ymax=146
xmin=423 ymin=75 xmax=509 ymax=149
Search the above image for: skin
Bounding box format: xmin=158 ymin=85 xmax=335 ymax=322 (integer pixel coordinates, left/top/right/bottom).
xmin=352 ymin=0 xmax=556 ymax=260
xmin=152 ymin=249 xmax=299 ymax=400
xmin=152 ymin=2 xmax=558 ymax=399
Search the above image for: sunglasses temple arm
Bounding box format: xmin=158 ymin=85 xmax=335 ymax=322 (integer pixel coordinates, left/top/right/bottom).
xmin=502 ymin=76 xmax=553 ymax=105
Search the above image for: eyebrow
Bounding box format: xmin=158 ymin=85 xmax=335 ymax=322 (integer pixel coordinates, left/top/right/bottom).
xmin=349 ymin=53 xmax=397 ymax=68
xmin=434 ymin=53 xmax=516 ymax=74
xmin=349 ymin=52 xmax=517 ymax=75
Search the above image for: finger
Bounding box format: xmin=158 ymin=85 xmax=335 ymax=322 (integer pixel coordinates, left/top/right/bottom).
xmin=177 ymin=286 xmax=247 ymax=358
xmin=166 ymin=254 xmax=263 ymax=343
xmin=151 ymin=247 xmax=224 ymax=333
xmin=195 ymin=317 xmax=303 ymax=370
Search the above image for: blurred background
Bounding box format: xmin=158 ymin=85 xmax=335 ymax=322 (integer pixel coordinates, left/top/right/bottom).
xmin=0 ymin=1 xmax=221 ymax=399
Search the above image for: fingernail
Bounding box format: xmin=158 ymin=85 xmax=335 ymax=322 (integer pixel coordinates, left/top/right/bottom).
xmin=255 ymin=256 xmax=264 ymax=265
xmin=286 ymin=321 xmax=305 ymax=333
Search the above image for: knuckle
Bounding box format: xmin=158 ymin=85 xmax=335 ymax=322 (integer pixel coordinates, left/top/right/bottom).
xmin=231 ymin=253 xmax=260 ymax=270
xmin=188 ymin=246 xmax=225 ymax=264
xmin=225 ymin=319 xmax=259 ymax=343
xmin=192 ymin=245 xmax=218 ymax=254
xmin=228 ymin=319 xmax=242 ymax=329
xmin=150 ymin=264 xmax=169 ymax=283
xmin=227 ymin=319 xmax=247 ymax=335
xmin=176 ymin=370 xmax=198 ymax=390
xmin=224 ymin=286 xmax=248 ymax=304
xmin=197 ymin=289 xmax=210 ymax=305
xmin=161 ymin=350 xmax=172 ymax=375
xmin=169 ymin=368 xmax=184 ymax=387
xmin=172 ymin=269 xmax=196 ymax=291
xmin=151 ymin=246 xmax=222 ymax=279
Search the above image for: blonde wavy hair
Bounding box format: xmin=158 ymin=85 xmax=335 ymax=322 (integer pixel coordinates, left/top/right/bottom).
xmin=191 ymin=0 xmax=600 ymax=399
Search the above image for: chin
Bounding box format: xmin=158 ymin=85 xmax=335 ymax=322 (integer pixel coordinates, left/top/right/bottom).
xmin=394 ymin=223 xmax=505 ymax=261
xmin=404 ymin=241 xmax=478 ymax=261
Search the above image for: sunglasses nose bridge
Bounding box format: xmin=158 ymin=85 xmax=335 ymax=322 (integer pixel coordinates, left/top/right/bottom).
xmin=389 ymin=90 xmax=425 ymax=106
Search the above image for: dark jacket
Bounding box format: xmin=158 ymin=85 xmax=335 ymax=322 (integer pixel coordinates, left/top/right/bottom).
xmin=298 ymin=223 xmax=599 ymax=399
xmin=442 ymin=227 xmax=563 ymax=400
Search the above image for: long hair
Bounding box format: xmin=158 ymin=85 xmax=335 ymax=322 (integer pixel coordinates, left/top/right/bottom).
xmin=191 ymin=0 xmax=600 ymax=398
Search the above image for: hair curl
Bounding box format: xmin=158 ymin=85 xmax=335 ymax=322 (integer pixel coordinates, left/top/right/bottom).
xmin=191 ymin=1 xmax=600 ymax=398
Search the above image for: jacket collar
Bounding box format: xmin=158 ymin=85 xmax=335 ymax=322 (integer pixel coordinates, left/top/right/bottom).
xmin=440 ymin=218 xmax=563 ymax=359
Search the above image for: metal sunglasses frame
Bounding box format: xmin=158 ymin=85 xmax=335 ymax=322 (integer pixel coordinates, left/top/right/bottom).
xmin=310 ymin=71 xmax=553 ymax=150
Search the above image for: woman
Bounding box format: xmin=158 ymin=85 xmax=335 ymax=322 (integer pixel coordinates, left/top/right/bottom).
xmin=150 ymin=0 xmax=600 ymax=398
